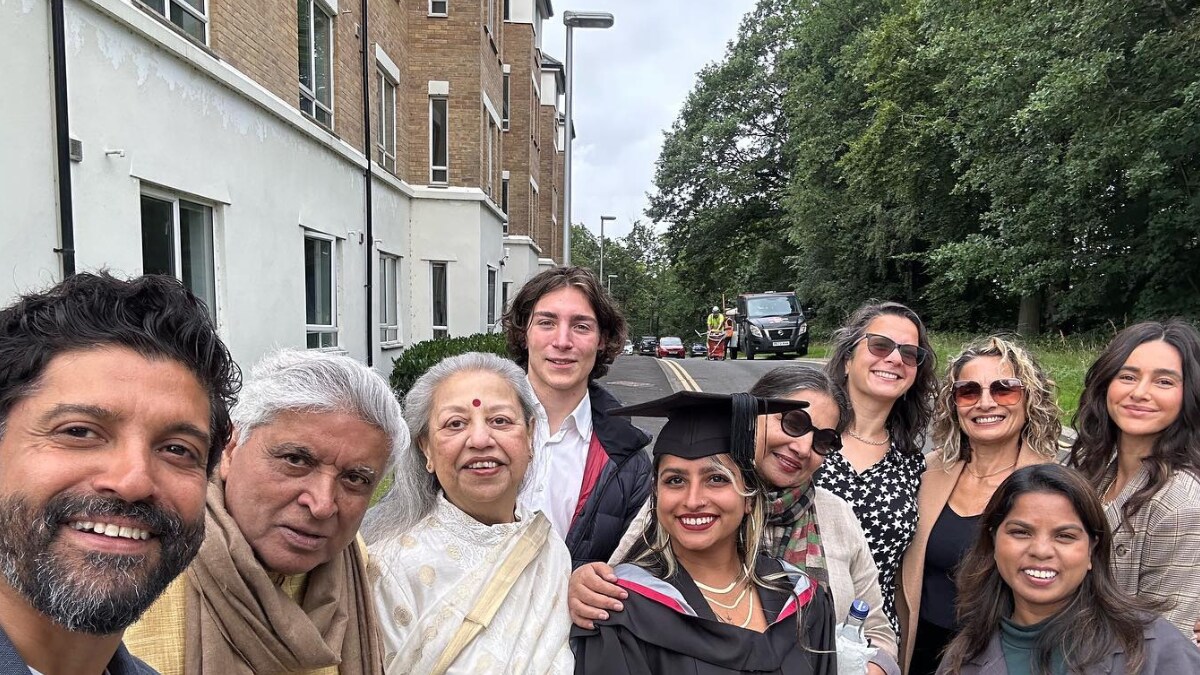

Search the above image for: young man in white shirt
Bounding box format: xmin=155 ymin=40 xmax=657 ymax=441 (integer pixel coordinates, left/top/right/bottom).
xmin=502 ymin=267 xmax=652 ymax=567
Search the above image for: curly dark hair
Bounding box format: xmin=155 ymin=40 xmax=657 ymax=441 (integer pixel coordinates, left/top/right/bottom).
xmin=0 ymin=272 xmax=241 ymax=474
xmin=823 ymin=301 xmax=937 ymax=455
xmin=500 ymin=266 xmax=627 ymax=381
xmin=1068 ymin=320 xmax=1200 ymax=523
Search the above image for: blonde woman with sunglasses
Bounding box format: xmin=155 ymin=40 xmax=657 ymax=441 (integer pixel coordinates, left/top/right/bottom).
xmin=897 ymin=336 xmax=1063 ymax=675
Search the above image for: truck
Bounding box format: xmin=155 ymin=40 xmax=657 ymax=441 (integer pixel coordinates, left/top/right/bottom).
xmin=728 ymin=291 xmax=810 ymax=360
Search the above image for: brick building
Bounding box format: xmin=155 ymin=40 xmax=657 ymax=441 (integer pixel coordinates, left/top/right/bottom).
xmin=1 ymin=0 xmax=566 ymax=376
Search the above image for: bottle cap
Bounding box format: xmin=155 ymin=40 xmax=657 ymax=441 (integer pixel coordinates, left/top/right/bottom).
xmin=849 ymin=599 xmax=869 ymax=619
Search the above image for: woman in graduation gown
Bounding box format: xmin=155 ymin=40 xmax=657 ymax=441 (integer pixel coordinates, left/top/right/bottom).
xmin=571 ymin=391 xmax=837 ymax=675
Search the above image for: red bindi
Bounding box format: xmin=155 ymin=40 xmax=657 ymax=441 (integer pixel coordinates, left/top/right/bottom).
xmin=472 ymin=399 xmax=481 ymax=407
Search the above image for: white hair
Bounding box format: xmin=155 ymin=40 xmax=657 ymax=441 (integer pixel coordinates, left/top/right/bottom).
xmin=361 ymin=352 xmax=537 ymax=543
xmin=230 ymin=349 xmax=408 ymax=471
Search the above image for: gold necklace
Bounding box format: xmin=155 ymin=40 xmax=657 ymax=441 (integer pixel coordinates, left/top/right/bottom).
xmin=965 ymin=459 xmax=1017 ymax=479
xmin=847 ymin=428 xmax=889 ymax=446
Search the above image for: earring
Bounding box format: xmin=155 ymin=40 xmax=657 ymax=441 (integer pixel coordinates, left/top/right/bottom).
xmin=425 ymin=459 xmax=434 ymax=473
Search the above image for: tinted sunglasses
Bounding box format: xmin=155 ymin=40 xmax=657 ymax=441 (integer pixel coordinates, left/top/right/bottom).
xmin=780 ymin=409 xmax=843 ymax=456
xmin=857 ymin=333 xmax=929 ymax=367
xmin=952 ymin=378 xmax=1025 ymax=407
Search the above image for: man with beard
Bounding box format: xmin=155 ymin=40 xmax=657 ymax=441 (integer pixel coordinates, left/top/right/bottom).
xmin=0 ymin=273 xmax=239 ymax=674
xmin=125 ymin=349 xmax=406 ymax=675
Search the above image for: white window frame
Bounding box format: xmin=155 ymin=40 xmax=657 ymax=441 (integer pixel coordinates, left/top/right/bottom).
xmin=299 ymin=0 xmax=334 ymax=128
xmin=487 ymin=267 xmax=498 ymax=330
xmin=139 ymin=187 xmax=218 ymax=319
xmin=486 ymin=0 xmax=496 ymax=36
xmin=379 ymin=252 xmax=401 ymax=344
xmin=429 ymin=0 xmax=447 ymax=16
xmin=304 ymin=231 xmax=339 ymax=348
xmin=377 ymin=70 xmax=397 ymax=171
xmin=530 ymin=74 xmax=540 ymax=146
xmin=430 ymin=96 xmax=449 ymax=184
xmin=431 ymin=261 xmax=449 ymax=339
xmin=501 ymin=69 xmax=511 ymax=131
xmin=141 ymin=0 xmax=208 ymax=43
xmin=529 ymin=181 xmax=538 ymax=235
xmin=485 ymin=112 xmax=498 ymax=197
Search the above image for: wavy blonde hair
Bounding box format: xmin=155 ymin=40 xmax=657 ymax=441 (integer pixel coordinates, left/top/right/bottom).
xmin=932 ymin=336 xmax=1062 ymax=464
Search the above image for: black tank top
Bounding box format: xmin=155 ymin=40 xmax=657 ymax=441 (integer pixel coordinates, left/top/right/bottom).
xmin=920 ymin=502 xmax=981 ymax=629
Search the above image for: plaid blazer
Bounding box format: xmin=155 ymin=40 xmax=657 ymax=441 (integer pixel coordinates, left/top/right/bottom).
xmin=1103 ymin=462 xmax=1200 ymax=639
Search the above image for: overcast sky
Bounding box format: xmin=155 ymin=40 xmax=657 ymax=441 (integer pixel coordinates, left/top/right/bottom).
xmin=542 ymin=1 xmax=757 ymax=240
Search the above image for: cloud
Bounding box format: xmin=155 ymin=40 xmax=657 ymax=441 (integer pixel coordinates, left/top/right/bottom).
xmin=543 ymin=0 xmax=755 ymax=239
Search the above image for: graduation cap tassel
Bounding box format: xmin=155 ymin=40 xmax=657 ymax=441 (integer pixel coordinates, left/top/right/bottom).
xmin=729 ymin=392 xmax=758 ymax=475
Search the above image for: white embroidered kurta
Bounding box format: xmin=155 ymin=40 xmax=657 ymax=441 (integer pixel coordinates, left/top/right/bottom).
xmin=368 ymin=494 xmax=574 ymax=674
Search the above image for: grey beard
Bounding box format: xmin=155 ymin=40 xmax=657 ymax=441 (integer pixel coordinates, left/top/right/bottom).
xmin=0 ymin=492 xmax=204 ymax=635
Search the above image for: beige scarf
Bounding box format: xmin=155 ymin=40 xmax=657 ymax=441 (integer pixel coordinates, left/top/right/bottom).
xmin=184 ymin=480 xmax=383 ymax=674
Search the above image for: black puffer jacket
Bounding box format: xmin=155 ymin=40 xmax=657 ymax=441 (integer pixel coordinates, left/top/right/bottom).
xmin=563 ymin=382 xmax=653 ymax=568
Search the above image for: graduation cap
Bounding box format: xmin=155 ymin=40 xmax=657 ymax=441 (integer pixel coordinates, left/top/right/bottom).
xmin=610 ymin=391 xmax=809 ymax=473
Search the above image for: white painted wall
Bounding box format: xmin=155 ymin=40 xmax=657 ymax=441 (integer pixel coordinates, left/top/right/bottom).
xmin=1 ymin=0 xmax=502 ymax=381
xmin=1 ymin=0 xmax=62 ymax=297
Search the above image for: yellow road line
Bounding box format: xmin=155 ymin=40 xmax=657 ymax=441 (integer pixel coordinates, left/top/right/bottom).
xmin=659 ymin=357 xmax=701 ymax=392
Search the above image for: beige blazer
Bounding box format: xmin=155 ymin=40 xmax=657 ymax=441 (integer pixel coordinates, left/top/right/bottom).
xmin=896 ymin=450 xmax=1050 ymax=674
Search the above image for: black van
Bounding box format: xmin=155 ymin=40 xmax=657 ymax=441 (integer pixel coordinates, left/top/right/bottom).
xmin=728 ymin=291 xmax=809 ymax=359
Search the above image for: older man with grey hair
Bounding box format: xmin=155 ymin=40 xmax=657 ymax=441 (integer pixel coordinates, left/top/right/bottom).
xmin=125 ymin=349 xmax=407 ymax=675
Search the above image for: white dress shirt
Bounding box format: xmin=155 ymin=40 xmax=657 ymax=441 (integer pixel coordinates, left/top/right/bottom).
xmin=518 ymin=386 xmax=593 ymax=539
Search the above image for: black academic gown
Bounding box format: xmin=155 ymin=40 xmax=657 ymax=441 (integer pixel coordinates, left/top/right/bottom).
xmin=571 ymin=554 xmax=837 ymax=675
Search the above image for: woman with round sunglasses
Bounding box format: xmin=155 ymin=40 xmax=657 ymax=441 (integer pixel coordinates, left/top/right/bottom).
xmin=819 ymin=301 xmax=938 ymax=630
xmin=1066 ymin=320 xmax=1200 ymax=640
xmin=569 ymin=368 xmax=901 ymax=674
xmin=898 ymin=336 xmax=1062 ymax=675
xmin=938 ymin=464 xmax=1200 ymax=675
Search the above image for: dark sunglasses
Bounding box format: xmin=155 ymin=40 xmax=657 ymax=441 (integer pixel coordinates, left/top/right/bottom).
xmin=952 ymin=378 xmax=1026 ymax=407
xmin=780 ymin=409 xmax=843 ymax=456
xmin=857 ymin=333 xmax=929 ymax=367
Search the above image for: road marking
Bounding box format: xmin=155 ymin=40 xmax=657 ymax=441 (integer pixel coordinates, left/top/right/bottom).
xmin=658 ymin=358 xmax=701 ymax=392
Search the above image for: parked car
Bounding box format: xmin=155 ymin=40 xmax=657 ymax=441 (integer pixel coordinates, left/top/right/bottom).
xmin=728 ymin=291 xmax=810 ymax=359
xmin=622 ymin=340 xmax=634 ymax=355
xmin=656 ymin=336 xmax=686 ymax=359
xmin=689 ymin=342 xmax=708 ymax=357
xmin=637 ymin=336 xmax=659 ymax=356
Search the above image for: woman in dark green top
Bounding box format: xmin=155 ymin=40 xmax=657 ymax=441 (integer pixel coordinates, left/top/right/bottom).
xmin=937 ymin=465 xmax=1200 ymax=675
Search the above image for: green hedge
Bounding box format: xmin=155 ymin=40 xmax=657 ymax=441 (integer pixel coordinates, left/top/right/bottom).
xmin=389 ymin=332 xmax=510 ymax=396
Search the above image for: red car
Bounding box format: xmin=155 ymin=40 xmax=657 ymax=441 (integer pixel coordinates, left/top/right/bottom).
xmin=656 ymin=336 xmax=686 ymax=359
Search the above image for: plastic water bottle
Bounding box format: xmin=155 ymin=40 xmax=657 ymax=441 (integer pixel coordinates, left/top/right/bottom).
xmin=838 ymin=599 xmax=870 ymax=644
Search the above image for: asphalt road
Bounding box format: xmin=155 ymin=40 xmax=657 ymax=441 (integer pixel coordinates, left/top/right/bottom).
xmin=599 ymin=353 xmax=829 ymax=440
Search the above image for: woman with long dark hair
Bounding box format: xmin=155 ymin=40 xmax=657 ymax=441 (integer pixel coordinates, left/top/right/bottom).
xmin=899 ymin=336 xmax=1063 ymax=674
xmin=819 ymin=301 xmax=938 ymax=628
xmin=938 ymin=464 xmax=1200 ymax=674
xmin=1067 ymin=320 xmax=1200 ymax=638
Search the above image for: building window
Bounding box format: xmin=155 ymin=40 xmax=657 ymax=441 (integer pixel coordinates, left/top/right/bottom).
xmin=304 ymin=234 xmax=338 ymax=348
xmin=503 ymin=0 xmax=510 ymax=21
xmin=379 ymin=253 xmax=401 ymax=343
xmin=502 ymin=281 xmax=512 ymax=312
xmin=486 ymin=0 xmax=496 ymax=35
xmin=141 ymin=0 xmax=207 ymax=43
xmin=377 ymin=72 xmax=397 ymax=171
xmin=531 ymin=78 xmax=540 ymax=145
xmin=487 ymin=268 xmax=498 ymax=329
xmin=140 ymin=192 xmax=216 ymax=317
xmin=298 ymin=0 xmax=333 ymax=128
xmin=431 ymin=262 xmax=448 ymax=339
xmin=501 ymin=72 xmax=510 ymax=131
xmin=430 ymin=97 xmax=449 ymax=183
xmin=501 ymin=177 xmax=510 ymax=234
xmin=485 ymin=113 xmax=498 ymax=197
xmin=429 ymin=0 xmax=447 ymax=16
xmin=529 ymin=183 xmax=538 ymax=234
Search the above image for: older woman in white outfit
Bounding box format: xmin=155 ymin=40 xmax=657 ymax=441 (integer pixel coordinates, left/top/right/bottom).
xmin=363 ymin=353 xmax=573 ymax=674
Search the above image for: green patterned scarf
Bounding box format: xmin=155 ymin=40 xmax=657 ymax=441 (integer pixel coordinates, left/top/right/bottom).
xmin=765 ymin=482 xmax=828 ymax=588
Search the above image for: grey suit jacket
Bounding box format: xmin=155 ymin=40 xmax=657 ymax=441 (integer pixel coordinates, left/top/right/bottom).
xmin=934 ymin=616 xmax=1200 ymax=674
xmin=0 ymin=623 xmax=157 ymax=675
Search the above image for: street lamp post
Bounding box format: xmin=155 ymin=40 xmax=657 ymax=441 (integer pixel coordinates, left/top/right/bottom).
xmin=562 ymin=10 xmax=614 ymax=267
xmin=599 ymin=214 xmax=615 ymax=280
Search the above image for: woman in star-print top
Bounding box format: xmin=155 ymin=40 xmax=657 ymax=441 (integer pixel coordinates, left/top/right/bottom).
xmin=814 ymin=301 xmax=936 ymax=632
